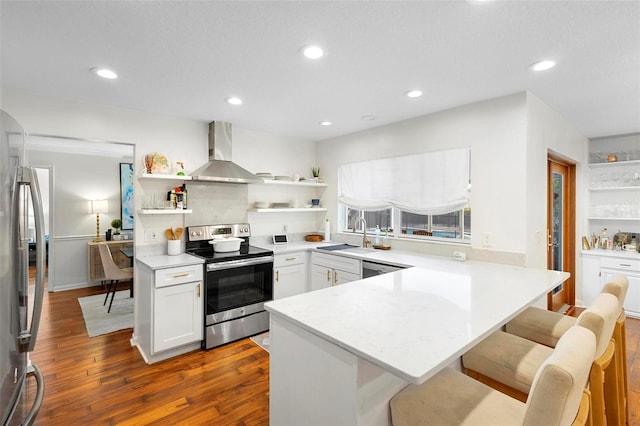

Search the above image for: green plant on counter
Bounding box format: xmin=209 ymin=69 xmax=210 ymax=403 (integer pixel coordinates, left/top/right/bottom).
xmin=312 ymin=166 xmax=320 ymax=177
xmin=110 ymin=218 xmax=122 ymax=235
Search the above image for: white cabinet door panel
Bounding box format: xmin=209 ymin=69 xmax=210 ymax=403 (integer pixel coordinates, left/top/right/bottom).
xmin=311 ymin=264 xmax=332 ymax=292
xmin=274 ymin=263 xmax=307 ymax=299
xmin=154 ymin=281 xmax=203 ymax=352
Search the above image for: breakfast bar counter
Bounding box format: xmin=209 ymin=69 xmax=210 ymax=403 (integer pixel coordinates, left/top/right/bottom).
xmin=265 ymin=260 xmax=569 ymax=425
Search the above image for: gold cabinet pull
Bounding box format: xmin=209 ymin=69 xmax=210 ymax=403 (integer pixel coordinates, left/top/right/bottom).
xmin=197 ymin=283 xmax=201 ymax=298
xmin=173 ymin=272 xmax=190 ymax=278
xmin=276 ymin=270 xmax=280 ymax=282
xmin=334 ymin=271 xmax=338 ymax=284
xmin=285 ymin=257 xmax=296 ymax=261
xmin=326 ymin=270 xmax=330 ymax=281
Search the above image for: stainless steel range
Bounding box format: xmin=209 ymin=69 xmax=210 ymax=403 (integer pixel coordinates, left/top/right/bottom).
xmin=186 ymin=223 xmax=274 ymax=349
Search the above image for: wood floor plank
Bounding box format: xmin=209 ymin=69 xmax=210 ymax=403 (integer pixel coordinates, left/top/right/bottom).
xmin=23 ymin=272 xmax=640 ymax=425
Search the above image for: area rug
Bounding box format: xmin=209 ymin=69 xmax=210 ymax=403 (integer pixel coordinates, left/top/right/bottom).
xmin=250 ymin=331 xmax=270 ymax=353
xmin=78 ymin=290 xmax=133 ymax=337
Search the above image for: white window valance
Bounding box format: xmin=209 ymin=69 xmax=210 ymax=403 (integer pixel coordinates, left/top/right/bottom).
xmin=338 ymin=147 xmax=470 ymax=215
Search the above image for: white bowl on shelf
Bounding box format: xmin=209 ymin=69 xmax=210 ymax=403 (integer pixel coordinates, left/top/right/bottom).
xmin=254 ymin=201 xmax=270 ymax=209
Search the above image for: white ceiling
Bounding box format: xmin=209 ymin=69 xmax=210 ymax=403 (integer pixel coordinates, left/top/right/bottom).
xmin=1 ymin=1 xmax=639 ymax=142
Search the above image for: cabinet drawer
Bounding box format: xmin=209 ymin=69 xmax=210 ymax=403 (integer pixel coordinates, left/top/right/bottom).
xmin=600 ymin=257 xmax=640 ymax=271
xmin=155 ymin=264 xmax=203 ymax=288
xmin=312 ymin=252 xmax=361 ymax=274
xmin=274 ymin=251 xmax=306 ymax=267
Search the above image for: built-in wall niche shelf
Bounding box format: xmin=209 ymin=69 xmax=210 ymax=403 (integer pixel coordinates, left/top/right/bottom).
xmin=248 ymin=207 xmax=328 ymax=213
xmin=588 ymin=159 xmax=640 ymax=168
xmin=138 ymin=209 xmax=192 ymax=215
xmin=138 ymin=173 xmax=192 ymax=181
xmin=257 ymin=179 xmax=327 ymax=187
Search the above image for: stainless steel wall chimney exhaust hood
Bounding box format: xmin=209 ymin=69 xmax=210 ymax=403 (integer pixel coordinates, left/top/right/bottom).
xmin=191 ymin=121 xmax=260 ymax=184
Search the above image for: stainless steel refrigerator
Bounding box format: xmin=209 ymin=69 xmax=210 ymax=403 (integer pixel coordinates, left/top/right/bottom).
xmin=1 ymin=109 xmax=46 ymax=425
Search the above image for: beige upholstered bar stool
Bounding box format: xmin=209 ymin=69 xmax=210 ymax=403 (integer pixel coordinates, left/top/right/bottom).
xmin=506 ymin=274 xmax=629 ymax=424
xmin=390 ymin=326 xmax=596 ymax=426
xmin=462 ymin=293 xmax=620 ymax=426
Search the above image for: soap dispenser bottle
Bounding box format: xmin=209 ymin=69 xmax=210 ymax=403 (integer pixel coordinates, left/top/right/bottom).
xmin=374 ymin=225 xmax=381 ymax=245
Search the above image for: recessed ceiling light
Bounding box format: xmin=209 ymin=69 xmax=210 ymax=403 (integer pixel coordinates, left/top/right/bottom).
xmin=361 ymin=115 xmax=377 ymax=121
xmin=90 ymin=67 xmax=118 ymax=79
xmin=405 ymin=90 xmax=423 ymax=98
xmin=320 ymin=121 xmax=332 ymax=126
xmin=530 ymin=60 xmax=556 ymax=71
xmin=301 ymin=45 xmax=324 ymax=59
xmin=226 ymin=97 xmax=243 ymax=105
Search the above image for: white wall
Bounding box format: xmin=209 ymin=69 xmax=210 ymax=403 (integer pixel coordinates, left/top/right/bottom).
xmin=28 ymin=147 xmax=133 ymax=290
xmin=3 ymin=88 xmax=589 ymax=296
xmin=316 ymin=93 xmax=529 ymax=263
xmin=1 ymin=88 xmax=318 ymax=275
xmin=525 ymin=93 xmax=589 ymax=302
xmin=233 ymin=127 xmax=320 ymax=240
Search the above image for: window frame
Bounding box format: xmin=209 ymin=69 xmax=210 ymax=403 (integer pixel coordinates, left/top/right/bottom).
xmin=339 ymin=204 xmax=471 ymax=244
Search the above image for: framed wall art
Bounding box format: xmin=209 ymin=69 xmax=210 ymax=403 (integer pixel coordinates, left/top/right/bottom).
xmin=120 ymin=162 xmax=134 ymax=230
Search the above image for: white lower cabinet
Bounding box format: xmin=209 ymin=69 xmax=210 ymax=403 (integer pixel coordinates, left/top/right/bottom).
xmin=582 ymin=251 xmax=640 ymax=318
xmin=310 ymin=251 xmax=362 ymax=291
xmin=274 ymin=251 xmax=308 ymax=299
xmin=136 ymin=261 xmax=204 ymax=363
xmin=153 ymin=279 xmax=203 ymax=352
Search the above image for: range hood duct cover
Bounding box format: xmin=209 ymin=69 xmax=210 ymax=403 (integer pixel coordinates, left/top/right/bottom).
xmin=191 ymin=121 xmax=260 ymax=184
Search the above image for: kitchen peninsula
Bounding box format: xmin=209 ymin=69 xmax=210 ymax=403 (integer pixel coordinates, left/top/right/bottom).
xmin=265 ymin=259 xmax=569 ymax=426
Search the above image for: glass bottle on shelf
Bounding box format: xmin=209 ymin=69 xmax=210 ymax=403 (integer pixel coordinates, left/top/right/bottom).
xmin=600 ymin=228 xmax=609 ymax=250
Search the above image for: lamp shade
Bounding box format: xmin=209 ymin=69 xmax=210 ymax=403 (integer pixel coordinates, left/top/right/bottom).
xmin=90 ymin=199 xmax=108 ymax=214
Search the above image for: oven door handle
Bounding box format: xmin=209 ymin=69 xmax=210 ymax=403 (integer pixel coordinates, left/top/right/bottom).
xmin=206 ymin=255 xmax=274 ymax=271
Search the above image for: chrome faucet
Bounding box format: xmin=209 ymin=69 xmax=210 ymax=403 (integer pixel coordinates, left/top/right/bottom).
xmin=353 ymin=217 xmax=371 ymax=248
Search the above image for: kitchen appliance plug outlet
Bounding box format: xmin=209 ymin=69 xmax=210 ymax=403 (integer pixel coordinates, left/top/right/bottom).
xmin=145 ymin=229 xmax=160 ymax=242
xmin=283 ymin=225 xmax=288 ymax=233
xmin=452 ymin=251 xmax=466 ymax=262
xmin=482 ymin=232 xmax=491 ymax=247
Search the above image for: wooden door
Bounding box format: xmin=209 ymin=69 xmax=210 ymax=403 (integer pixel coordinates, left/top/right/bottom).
xmin=547 ymin=157 xmax=576 ymax=311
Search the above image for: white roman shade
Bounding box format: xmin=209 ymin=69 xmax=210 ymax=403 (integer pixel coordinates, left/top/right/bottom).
xmin=338 ymin=148 xmax=470 ymax=215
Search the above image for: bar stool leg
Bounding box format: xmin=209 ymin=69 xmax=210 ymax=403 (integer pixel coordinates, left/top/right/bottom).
xmin=615 ymin=314 xmax=628 ymax=424
xmin=603 ymin=339 xmax=623 ymax=426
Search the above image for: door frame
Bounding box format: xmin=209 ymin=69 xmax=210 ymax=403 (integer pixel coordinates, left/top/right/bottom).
xmin=547 ymin=154 xmax=576 ymax=310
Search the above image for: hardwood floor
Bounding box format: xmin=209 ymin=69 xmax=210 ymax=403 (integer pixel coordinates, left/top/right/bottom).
xmin=24 ymin=276 xmax=640 ymax=425
xmin=25 ymin=281 xmax=269 ymax=425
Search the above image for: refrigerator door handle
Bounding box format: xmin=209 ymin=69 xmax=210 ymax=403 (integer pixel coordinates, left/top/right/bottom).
xmin=15 ymin=166 xmax=45 ymax=352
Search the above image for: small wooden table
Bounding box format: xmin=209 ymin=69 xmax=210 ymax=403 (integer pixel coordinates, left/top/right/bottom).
xmin=87 ymin=240 xmax=134 ymax=297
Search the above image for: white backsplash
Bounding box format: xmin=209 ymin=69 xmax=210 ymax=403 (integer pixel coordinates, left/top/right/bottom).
xmin=185 ymin=182 xmax=248 ymax=226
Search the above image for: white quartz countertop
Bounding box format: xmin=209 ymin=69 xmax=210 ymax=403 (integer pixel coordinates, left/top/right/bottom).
xmin=265 ymin=261 xmax=569 ymax=385
xmin=582 ymin=249 xmax=640 ymax=260
xmin=136 ymin=253 xmax=204 ymax=270
xmin=254 ymin=241 xmax=430 ymax=268
xmin=253 ymin=240 xmax=337 ymax=254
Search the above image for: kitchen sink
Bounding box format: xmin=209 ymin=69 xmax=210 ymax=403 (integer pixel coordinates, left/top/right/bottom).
xmin=316 ymin=244 xmax=359 ymax=251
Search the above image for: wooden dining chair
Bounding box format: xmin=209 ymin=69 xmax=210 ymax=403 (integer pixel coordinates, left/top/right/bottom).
xmin=97 ymin=242 xmax=133 ymax=313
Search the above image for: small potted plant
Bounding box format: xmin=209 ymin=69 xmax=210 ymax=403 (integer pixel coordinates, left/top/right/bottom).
xmin=111 ymin=218 xmax=122 ymax=240
xmin=311 ymin=166 xmax=322 ymax=182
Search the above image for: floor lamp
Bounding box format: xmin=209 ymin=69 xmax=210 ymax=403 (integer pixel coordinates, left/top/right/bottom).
xmin=90 ymin=200 xmax=108 ymax=242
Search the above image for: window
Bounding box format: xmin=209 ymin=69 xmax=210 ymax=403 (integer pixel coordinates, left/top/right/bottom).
xmin=341 ymin=206 xmax=471 ymax=242
xmin=400 ymin=208 xmax=471 ymax=240
xmin=344 ymin=207 xmax=392 ymax=232
xmin=337 ymin=147 xmax=471 ymax=242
